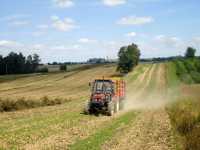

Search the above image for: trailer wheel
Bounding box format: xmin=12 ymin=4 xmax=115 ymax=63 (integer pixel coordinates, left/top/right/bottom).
xmin=119 ymin=100 xmax=125 ymax=110
xmin=84 ymin=101 xmax=90 ymax=115
xmin=114 ymin=100 xmax=119 ymax=113
xmin=108 ymin=101 xmax=114 ymax=116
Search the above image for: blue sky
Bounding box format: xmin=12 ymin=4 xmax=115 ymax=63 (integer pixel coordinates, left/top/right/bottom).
xmin=0 ymin=0 xmax=200 ymax=63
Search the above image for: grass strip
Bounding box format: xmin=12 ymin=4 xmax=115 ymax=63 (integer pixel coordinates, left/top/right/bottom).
xmin=70 ymin=111 xmax=137 ymax=150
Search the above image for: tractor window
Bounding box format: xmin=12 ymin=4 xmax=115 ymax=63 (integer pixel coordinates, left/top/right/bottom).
xmin=93 ymin=81 xmax=113 ymax=93
xmin=96 ymin=82 xmax=104 ymax=91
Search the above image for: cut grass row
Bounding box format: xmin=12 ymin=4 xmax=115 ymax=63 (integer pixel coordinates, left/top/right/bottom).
xmin=0 ymin=96 xmax=71 ymax=112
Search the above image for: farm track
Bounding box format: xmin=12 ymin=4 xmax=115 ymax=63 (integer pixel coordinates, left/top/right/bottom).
xmin=102 ymin=63 xmax=176 ymax=150
xmin=0 ymin=63 xmax=176 ymax=149
xmin=102 ymin=109 xmax=175 ymax=150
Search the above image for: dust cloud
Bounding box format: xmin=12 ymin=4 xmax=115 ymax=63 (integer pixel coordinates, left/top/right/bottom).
xmin=122 ymin=63 xmax=177 ymax=111
xmin=124 ymin=90 xmax=175 ymax=111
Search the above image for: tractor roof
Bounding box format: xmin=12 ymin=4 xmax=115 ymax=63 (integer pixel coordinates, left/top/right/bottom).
xmin=94 ymin=77 xmax=124 ymax=83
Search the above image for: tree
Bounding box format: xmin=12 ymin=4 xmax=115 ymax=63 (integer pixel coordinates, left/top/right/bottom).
xmin=18 ymin=53 xmax=26 ymax=73
xmin=117 ymin=43 xmax=140 ymax=73
xmin=185 ymin=47 xmax=196 ymax=58
xmin=25 ymin=55 xmax=33 ymax=73
xmin=4 ymin=52 xmax=26 ymax=74
xmin=32 ymin=54 xmax=41 ymax=71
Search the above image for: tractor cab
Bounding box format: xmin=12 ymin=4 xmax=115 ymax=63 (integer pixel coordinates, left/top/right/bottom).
xmin=92 ymin=79 xmax=114 ymax=95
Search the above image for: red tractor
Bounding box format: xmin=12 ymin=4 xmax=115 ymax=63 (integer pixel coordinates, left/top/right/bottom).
xmin=84 ymin=78 xmax=126 ymax=116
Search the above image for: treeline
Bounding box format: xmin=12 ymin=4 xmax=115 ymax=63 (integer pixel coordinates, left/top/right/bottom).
xmin=87 ymin=58 xmax=108 ymax=64
xmin=48 ymin=58 xmax=115 ymax=65
xmin=47 ymin=62 xmax=84 ymax=65
xmin=141 ymin=47 xmax=199 ymax=63
xmin=0 ymin=52 xmax=40 ymax=75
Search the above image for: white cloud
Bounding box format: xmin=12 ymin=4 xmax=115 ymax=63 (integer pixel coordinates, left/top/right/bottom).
xmin=51 ymin=45 xmax=67 ymax=50
xmin=78 ymin=38 xmax=97 ymax=43
xmin=51 ymin=15 xmax=77 ymax=32
xmin=51 ymin=44 xmax=81 ymax=50
xmin=0 ymin=40 xmax=23 ymax=48
xmin=136 ymin=35 xmax=187 ymax=57
xmin=154 ymin=35 xmax=181 ymax=47
xmin=53 ymin=0 xmax=74 ymax=8
xmin=0 ymin=14 xmax=30 ymax=27
xmin=10 ymin=20 xmax=30 ymax=26
xmin=102 ymin=0 xmax=126 ymax=6
xmin=190 ymin=37 xmax=200 ymax=51
xmin=125 ymin=32 xmax=137 ymax=37
xmin=117 ymin=16 xmax=154 ymax=25
xmin=0 ymin=14 xmax=30 ymax=22
xmin=192 ymin=37 xmax=200 ymax=44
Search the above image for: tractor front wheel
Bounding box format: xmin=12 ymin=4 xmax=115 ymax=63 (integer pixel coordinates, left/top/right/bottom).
xmin=84 ymin=101 xmax=91 ymax=115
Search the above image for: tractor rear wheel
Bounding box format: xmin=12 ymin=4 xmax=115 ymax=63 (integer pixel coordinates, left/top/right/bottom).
xmin=107 ymin=101 xmax=114 ymax=116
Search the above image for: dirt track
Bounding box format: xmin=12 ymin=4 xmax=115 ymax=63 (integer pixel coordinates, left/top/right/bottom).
xmin=102 ymin=63 xmax=176 ymax=150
